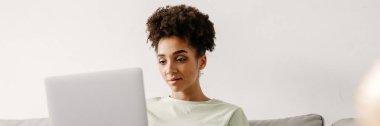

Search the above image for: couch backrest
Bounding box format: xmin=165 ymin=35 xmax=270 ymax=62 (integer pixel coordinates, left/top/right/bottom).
xmin=249 ymin=114 xmax=324 ymax=126
xmin=0 ymin=114 xmax=325 ymax=126
xmin=332 ymin=118 xmax=358 ymax=126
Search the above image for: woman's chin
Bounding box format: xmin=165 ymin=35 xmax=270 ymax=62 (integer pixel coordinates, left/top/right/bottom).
xmin=168 ymin=83 xmax=186 ymax=92
xmin=169 ymin=85 xmax=183 ymax=92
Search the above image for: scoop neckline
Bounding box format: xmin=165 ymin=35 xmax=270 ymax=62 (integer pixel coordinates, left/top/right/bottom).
xmin=165 ymin=96 xmax=215 ymax=104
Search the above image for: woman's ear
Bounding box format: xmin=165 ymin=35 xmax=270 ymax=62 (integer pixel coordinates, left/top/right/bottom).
xmin=199 ymin=55 xmax=207 ymax=70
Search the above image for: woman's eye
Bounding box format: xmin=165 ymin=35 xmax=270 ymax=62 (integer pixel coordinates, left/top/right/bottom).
xmin=176 ymin=57 xmax=187 ymax=62
xmin=158 ymin=60 xmax=166 ymax=65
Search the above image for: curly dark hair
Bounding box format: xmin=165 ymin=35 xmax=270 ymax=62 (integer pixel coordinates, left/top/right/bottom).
xmin=146 ymin=4 xmax=216 ymax=58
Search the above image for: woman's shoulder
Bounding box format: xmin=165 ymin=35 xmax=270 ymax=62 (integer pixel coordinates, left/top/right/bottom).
xmin=146 ymin=96 xmax=166 ymax=103
xmin=209 ymin=99 xmax=242 ymax=111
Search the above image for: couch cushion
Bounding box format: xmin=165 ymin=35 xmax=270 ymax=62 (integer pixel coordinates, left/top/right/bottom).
xmin=0 ymin=118 xmax=49 ymax=126
xmin=249 ymin=114 xmax=323 ymax=126
xmin=332 ymin=118 xmax=357 ymax=126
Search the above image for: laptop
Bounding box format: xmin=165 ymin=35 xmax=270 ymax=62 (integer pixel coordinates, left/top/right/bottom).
xmin=45 ymin=67 xmax=148 ymax=126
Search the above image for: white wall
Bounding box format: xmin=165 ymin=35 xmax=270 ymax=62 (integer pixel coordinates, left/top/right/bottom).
xmin=1 ymin=0 xmax=379 ymax=126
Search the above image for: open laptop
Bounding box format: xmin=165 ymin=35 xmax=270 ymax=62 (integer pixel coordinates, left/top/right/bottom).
xmin=45 ymin=67 xmax=148 ymax=126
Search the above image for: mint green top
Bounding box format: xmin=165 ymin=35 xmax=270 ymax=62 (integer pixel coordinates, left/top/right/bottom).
xmin=146 ymin=96 xmax=249 ymax=126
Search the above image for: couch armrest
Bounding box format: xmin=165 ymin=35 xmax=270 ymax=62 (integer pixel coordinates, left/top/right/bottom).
xmin=0 ymin=118 xmax=49 ymax=126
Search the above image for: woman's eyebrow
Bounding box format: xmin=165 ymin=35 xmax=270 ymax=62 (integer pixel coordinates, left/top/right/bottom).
xmin=173 ymin=50 xmax=187 ymax=55
xmin=157 ymin=50 xmax=187 ymax=57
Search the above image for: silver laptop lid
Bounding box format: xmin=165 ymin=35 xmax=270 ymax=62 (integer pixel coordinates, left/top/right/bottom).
xmin=45 ymin=67 xmax=147 ymax=126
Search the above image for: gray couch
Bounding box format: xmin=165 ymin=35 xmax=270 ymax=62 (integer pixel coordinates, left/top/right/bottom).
xmin=0 ymin=114 xmax=357 ymax=126
xmin=332 ymin=118 xmax=357 ymax=126
xmin=250 ymin=114 xmax=323 ymax=126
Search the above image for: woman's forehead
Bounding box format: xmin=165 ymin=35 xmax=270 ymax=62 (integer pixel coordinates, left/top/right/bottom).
xmin=156 ymin=37 xmax=196 ymax=56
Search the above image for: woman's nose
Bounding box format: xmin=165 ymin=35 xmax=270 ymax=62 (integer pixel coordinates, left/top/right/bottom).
xmin=165 ymin=61 xmax=178 ymax=74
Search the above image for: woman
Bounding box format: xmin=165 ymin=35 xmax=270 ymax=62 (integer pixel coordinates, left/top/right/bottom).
xmin=145 ymin=4 xmax=249 ymax=126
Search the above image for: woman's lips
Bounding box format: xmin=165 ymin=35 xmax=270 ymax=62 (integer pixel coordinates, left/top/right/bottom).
xmin=167 ymin=78 xmax=182 ymax=84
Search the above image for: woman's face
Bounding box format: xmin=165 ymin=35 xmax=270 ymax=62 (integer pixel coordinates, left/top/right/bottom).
xmin=156 ymin=36 xmax=206 ymax=92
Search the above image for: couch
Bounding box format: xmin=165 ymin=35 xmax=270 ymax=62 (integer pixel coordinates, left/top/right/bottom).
xmin=0 ymin=114 xmax=358 ymax=126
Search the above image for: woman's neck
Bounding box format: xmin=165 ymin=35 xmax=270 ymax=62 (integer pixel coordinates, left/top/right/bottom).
xmin=170 ymin=82 xmax=209 ymax=101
